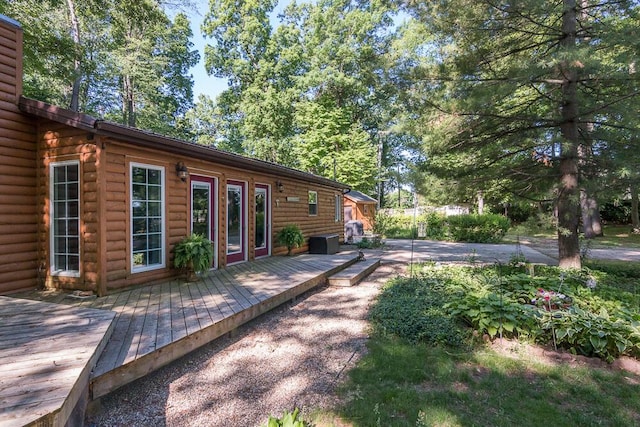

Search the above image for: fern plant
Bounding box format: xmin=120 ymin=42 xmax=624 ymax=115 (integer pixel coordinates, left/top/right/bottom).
xmin=173 ymin=234 xmax=214 ymax=280
xmin=276 ymin=224 xmax=304 ymax=255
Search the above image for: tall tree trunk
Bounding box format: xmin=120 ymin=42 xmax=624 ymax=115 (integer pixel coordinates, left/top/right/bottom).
xmin=557 ymin=0 xmax=581 ymax=269
xmin=123 ymin=75 xmax=136 ymax=127
xmin=631 ymin=185 xmax=640 ymax=232
xmin=575 ymin=0 xmax=601 ymax=241
xmin=580 ymin=189 xmax=603 ymax=238
xmin=477 ymin=190 xmax=484 ymax=214
xmin=67 ymin=0 xmax=81 ymax=111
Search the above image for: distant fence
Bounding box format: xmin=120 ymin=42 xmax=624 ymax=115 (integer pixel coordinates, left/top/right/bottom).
xmin=381 ymin=205 xmax=470 ymax=217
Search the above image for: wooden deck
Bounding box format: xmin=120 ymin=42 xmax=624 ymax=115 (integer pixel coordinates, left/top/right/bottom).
xmin=0 ymin=297 xmax=115 ymax=427
xmin=1 ymin=252 xmax=357 ymax=426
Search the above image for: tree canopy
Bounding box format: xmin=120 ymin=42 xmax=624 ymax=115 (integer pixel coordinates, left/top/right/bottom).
xmin=396 ymin=0 xmax=640 ymax=267
xmin=4 ymin=0 xmax=640 ymax=266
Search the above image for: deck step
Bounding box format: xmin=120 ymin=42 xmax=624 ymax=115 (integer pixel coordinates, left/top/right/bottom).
xmin=328 ymin=258 xmax=381 ymax=287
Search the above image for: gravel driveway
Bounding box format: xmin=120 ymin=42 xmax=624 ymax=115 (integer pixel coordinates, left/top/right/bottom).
xmin=86 ymin=262 xmax=403 ymax=427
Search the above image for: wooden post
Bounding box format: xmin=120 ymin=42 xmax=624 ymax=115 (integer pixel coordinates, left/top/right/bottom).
xmin=96 ymin=136 xmax=107 ymax=296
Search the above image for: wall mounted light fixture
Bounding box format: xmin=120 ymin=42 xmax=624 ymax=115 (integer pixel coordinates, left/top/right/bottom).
xmin=176 ymin=162 xmax=189 ymax=182
xmin=276 ymin=180 xmax=284 ymax=193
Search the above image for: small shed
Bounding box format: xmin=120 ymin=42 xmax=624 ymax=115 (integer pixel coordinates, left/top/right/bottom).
xmin=343 ymin=190 xmax=377 ymax=232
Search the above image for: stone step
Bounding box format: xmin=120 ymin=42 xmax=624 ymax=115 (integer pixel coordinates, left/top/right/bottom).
xmin=328 ymin=257 xmax=381 ymax=287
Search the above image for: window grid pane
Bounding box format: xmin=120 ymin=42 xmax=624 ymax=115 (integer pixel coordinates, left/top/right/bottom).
xmin=131 ymin=165 xmax=164 ymax=270
xmin=309 ymin=191 xmax=318 ymax=216
xmin=52 ymin=163 xmax=80 ymax=274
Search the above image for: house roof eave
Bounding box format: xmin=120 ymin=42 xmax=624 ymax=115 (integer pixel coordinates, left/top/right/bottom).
xmin=19 ymin=96 xmax=349 ymax=190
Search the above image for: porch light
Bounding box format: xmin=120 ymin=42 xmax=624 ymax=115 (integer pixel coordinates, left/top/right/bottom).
xmin=176 ymin=162 xmax=189 ymax=182
xmin=276 ymin=180 xmax=284 ymax=192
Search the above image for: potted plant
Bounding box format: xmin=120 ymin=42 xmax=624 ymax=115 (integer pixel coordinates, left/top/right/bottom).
xmin=173 ymin=234 xmax=214 ymax=281
xmin=276 ymin=224 xmax=304 ymax=256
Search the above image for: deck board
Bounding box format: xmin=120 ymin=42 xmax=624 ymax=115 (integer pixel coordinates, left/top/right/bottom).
xmin=155 ymin=281 xmax=173 ymax=349
xmin=1 ymin=251 xmax=358 ymax=424
xmin=0 ymin=296 xmax=115 ymax=427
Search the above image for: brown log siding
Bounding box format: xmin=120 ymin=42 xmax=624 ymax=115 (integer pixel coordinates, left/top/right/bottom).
xmin=37 ymin=124 xmax=98 ymax=292
xmin=97 ymin=140 xmax=344 ymax=292
xmin=0 ymin=19 xmax=37 ymax=294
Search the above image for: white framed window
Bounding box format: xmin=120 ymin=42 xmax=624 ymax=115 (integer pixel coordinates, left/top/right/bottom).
xmin=308 ymin=190 xmax=318 ymax=216
xmin=131 ymin=163 xmax=165 ymax=272
xmin=335 ymin=194 xmax=341 ymax=222
xmin=50 ymin=161 xmax=80 ymax=276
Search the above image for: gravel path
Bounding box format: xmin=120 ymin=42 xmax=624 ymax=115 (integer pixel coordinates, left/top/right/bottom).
xmin=84 ymin=238 xmax=640 ymax=426
xmin=86 ymin=262 xmax=403 ymax=427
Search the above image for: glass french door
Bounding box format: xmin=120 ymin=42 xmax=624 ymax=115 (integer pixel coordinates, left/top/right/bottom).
xmin=254 ymin=184 xmax=270 ymax=257
xmin=191 ymin=176 xmax=216 ymax=269
xmin=226 ymin=180 xmax=246 ymax=264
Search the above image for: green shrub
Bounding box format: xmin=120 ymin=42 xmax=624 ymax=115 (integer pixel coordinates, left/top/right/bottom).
xmin=423 ymin=212 xmax=447 ymax=239
xmin=372 ymin=211 xmax=396 ymax=237
xmin=374 ymin=211 xmax=448 ymax=239
xmin=356 ymin=236 xmax=384 ymax=249
xmin=276 ymin=224 xmax=304 ymax=255
xmin=369 ymin=276 xmax=466 ymax=347
xmin=584 ymin=259 xmax=640 ymax=278
xmin=447 ymin=213 xmax=511 ymax=243
xmin=446 ymin=289 xmax=540 ymax=340
xmin=512 ymin=211 xmax=557 ymax=235
xmin=263 ymin=408 xmax=307 ymax=427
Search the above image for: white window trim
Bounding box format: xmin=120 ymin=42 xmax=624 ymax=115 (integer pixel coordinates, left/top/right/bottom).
xmin=49 ymin=160 xmax=81 ymax=277
xmin=130 ymin=162 xmax=166 ymax=273
xmin=308 ymin=190 xmax=318 ymax=216
xmin=334 ymin=194 xmax=341 ymax=222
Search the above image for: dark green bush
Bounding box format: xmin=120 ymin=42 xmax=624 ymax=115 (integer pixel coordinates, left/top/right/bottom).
xmin=356 ymin=236 xmax=384 ymax=249
xmin=372 ymin=211 xmax=396 ymax=237
xmin=423 ymin=212 xmax=447 ymax=239
xmin=447 ymin=214 xmax=511 ymax=243
xmin=600 ymin=200 xmax=631 ymax=224
xmin=369 ymin=276 xmax=466 ymax=347
xmin=584 ymin=260 xmax=640 ymax=278
xmin=489 ymin=201 xmax=537 ymax=223
xmin=374 ymin=211 xmax=447 ymax=239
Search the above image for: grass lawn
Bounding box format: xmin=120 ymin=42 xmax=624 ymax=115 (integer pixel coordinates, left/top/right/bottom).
xmin=506 ymin=223 xmax=640 ymax=249
xmin=311 ymin=263 xmax=640 ymax=427
xmin=332 ymin=337 xmax=639 ymax=426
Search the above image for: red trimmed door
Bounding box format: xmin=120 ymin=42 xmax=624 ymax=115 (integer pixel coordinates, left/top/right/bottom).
xmin=226 ymin=180 xmax=246 ymax=264
xmin=191 ymin=176 xmax=217 ymax=269
xmin=254 ymin=184 xmax=270 ymax=257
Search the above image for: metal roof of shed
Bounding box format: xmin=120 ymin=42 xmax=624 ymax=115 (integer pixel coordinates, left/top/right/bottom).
xmin=344 ymin=189 xmax=377 ymax=203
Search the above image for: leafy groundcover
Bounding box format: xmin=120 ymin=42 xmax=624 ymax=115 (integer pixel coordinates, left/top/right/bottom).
xmin=370 ymin=263 xmax=640 ymax=362
xmin=335 ymin=263 xmax=640 ymax=426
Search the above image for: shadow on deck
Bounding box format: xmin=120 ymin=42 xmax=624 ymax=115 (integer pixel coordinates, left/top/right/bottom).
xmin=1 ymin=252 xmax=358 ymax=427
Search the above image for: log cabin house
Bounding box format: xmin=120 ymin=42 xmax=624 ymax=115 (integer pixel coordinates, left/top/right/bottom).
xmin=0 ymin=15 xmax=348 ymax=296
